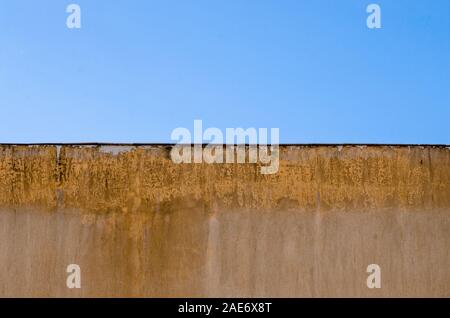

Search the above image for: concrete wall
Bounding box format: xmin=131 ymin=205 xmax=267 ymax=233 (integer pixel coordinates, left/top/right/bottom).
xmin=0 ymin=145 xmax=448 ymax=297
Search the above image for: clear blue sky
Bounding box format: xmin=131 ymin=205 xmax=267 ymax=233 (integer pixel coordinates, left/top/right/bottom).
xmin=0 ymin=0 xmax=449 ymax=143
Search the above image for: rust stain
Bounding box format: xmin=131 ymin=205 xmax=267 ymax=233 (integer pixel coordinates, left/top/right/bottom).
xmin=0 ymin=145 xmax=57 ymax=208
xmin=1 ymin=145 xmax=448 ymax=213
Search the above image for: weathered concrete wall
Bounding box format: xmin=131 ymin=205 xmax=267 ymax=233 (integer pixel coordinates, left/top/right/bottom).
xmin=0 ymin=144 xmax=448 ymax=297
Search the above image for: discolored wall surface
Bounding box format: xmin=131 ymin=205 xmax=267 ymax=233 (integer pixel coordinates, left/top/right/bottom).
xmin=0 ymin=144 xmax=448 ymax=297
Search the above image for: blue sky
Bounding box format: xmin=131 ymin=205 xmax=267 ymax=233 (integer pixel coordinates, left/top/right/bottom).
xmin=0 ymin=0 xmax=449 ymax=143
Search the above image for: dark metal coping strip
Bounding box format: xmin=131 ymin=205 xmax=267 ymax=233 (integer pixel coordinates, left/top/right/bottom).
xmin=0 ymin=143 xmax=448 ymax=147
